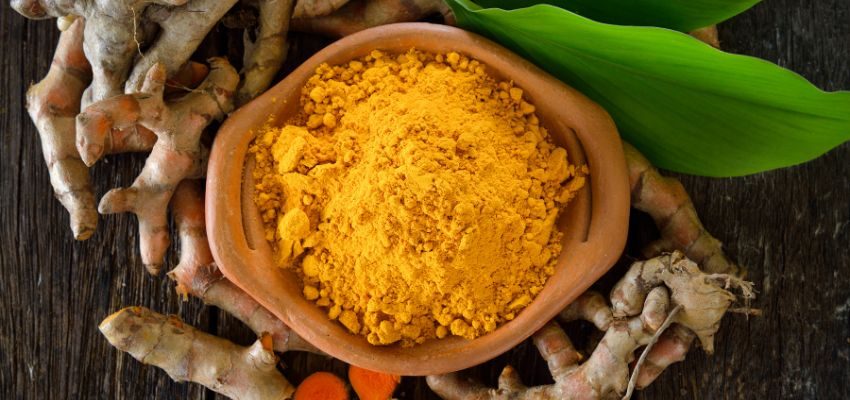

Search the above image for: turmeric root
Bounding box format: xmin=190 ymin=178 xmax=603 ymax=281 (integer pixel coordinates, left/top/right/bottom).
xmin=291 ymin=0 xmax=453 ymax=37
xmin=76 ymin=59 xmax=238 ymax=274
xmin=427 ymin=252 xmax=752 ymax=399
xmin=557 ymin=291 xmax=612 ymax=330
xmin=11 ymin=0 xmax=239 ymax=106
xmin=427 ymin=305 xmax=667 ymax=399
xmin=25 ymin=18 xmax=221 ymax=240
xmin=15 ymin=2 xmax=218 ymax=242
xmin=12 ymin=0 xmax=189 ymax=105
xmin=75 ymin=59 xmax=214 ymax=168
xmin=99 ymin=306 xmax=295 ymax=400
xmin=124 ymin=0 xmax=238 ymax=95
xmin=236 ymin=0 xmax=294 ymax=106
xmin=165 ymin=61 xmax=211 ymax=95
xmin=25 ymin=18 xmax=96 ymax=240
xmin=169 ymin=180 xmax=320 ymax=354
xmin=624 ymin=142 xmax=737 ymax=275
xmin=293 ymin=0 xmax=350 ymax=19
xmin=610 ymin=253 xmax=752 ymax=353
xmin=624 ymin=142 xmax=746 ymax=387
xmin=13 ymin=0 xmax=285 ymax=108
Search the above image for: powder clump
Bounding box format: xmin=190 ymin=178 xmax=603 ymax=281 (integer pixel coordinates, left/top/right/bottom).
xmin=250 ymin=49 xmax=586 ymax=346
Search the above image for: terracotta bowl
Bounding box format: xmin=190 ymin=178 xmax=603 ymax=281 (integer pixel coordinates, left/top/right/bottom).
xmin=207 ymin=23 xmax=629 ymax=376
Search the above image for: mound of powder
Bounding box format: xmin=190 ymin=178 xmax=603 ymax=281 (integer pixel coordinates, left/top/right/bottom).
xmin=250 ymin=49 xmax=586 ymax=346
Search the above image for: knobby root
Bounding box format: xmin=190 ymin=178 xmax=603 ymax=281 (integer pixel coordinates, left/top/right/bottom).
xmin=624 ymin=141 xmax=738 ymax=275
xmin=293 ymin=0 xmax=350 ymax=19
xmin=77 ymin=59 xmax=238 ymax=273
xmin=25 ymin=18 xmax=96 ymax=240
xmin=126 ymin=0 xmax=239 ymax=94
xmin=237 ymin=0 xmax=294 ymax=106
xmin=291 ymin=0 xmax=453 ymax=37
xmin=168 ymin=180 xmax=321 ymax=354
xmin=99 ymin=306 xmax=295 ymax=400
xmin=624 ymin=142 xmax=749 ymax=387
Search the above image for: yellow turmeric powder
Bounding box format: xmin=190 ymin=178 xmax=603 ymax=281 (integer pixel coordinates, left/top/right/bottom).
xmin=250 ymin=49 xmax=586 ymax=346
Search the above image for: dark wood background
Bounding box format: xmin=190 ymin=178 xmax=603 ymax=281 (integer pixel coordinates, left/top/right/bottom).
xmin=2 ymin=1 xmax=849 ymax=399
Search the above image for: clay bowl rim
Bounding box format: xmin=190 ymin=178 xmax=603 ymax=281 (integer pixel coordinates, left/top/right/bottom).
xmin=207 ymin=22 xmax=629 ymax=376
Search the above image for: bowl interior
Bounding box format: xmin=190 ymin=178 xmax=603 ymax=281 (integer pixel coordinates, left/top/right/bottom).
xmin=207 ymin=23 xmax=629 ymax=376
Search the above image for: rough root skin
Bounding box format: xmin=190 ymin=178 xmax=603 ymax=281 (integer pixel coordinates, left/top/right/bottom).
xmin=25 ymin=18 xmax=96 ymax=240
xmin=610 ymin=253 xmax=752 ymax=353
xmin=17 ymin=0 xmax=293 ymax=241
xmin=427 ymin=252 xmax=752 ymax=399
xmin=12 ymin=0 xmax=189 ymax=105
xmin=624 ymin=142 xmax=738 ymax=276
xmin=10 ymin=0 xmax=242 ymax=108
xmin=10 ymin=0 xmax=49 ymax=19
xmin=624 ymin=142 xmax=746 ymax=387
xmin=168 ymin=180 xmax=321 ymax=354
xmin=237 ymin=0 xmax=294 ymax=106
xmin=291 ymin=0 xmax=453 ymax=37
xmin=293 ymin=0 xmax=349 ymax=18
xmin=75 ymin=120 xmax=158 ymax=167
xmin=25 ymin=19 xmax=211 ymax=241
xmin=99 ymin=306 xmax=294 ymax=400
xmin=557 ymin=291 xmax=612 ymax=330
xmin=76 ymin=60 xmax=214 ymax=167
xmin=77 ymin=58 xmax=238 ymax=274
xmin=125 ymin=0 xmax=239 ymax=94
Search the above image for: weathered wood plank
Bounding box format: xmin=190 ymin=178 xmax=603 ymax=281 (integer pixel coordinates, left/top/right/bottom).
xmin=1 ymin=0 xmax=848 ymax=399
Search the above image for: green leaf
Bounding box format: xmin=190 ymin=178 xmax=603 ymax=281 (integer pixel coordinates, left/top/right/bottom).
xmin=446 ymin=0 xmax=850 ymax=177
xmin=473 ymin=0 xmax=761 ymax=32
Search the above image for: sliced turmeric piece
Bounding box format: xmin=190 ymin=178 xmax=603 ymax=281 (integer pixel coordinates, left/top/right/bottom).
xmin=349 ymin=365 xmax=400 ymax=400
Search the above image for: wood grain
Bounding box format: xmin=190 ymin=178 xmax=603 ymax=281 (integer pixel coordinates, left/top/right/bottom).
xmin=1 ymin=1 xmax=848 ymax=399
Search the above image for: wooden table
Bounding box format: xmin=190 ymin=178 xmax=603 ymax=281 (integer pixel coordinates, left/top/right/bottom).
xmin=1 ymin=1 xmax=848 ymax=398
